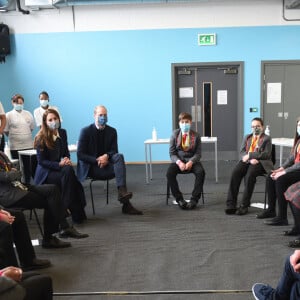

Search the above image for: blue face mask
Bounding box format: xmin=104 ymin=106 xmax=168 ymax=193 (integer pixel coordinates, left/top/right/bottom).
xmin=47 ymin=120 xmax=60 ymax=130
xmin=98 ymin=115 xmax=108 ymax=126
xmin=14 ymin=104 xmax=23 ymax=111
xmin=180 ymin=123 xmax=191 ymax=133
xmin=40 ymin=100 xmax=49 ymax=108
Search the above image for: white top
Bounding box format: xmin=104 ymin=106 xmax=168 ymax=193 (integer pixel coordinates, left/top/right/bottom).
xmin=0 ymin=102 xmax=5 ymax=115
xmin=5 ymin=109 xmax=34 ymax=150
xmin=33 ymin=105 xmax=62 ymax=127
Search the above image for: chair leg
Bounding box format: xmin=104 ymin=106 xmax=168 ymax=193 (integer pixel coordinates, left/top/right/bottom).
xmin=201 ymin=190 xmax=205 ymax=205
xmin=106 ymin=180 xmax=109 ymax=205
xmin=166 ymin=182 xmax=170 ymax=205
xmin=264 ymin=179 xmax=268 ymax=210
xmin=32 ymin=208 xmax=44 ymax=238
xmin=90 ymin=180 xmax=96 ymax=215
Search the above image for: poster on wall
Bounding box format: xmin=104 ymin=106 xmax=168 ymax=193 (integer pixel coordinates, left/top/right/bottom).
xmin=217 ymin=90 xmax=227 ymax=105
xmin=267 ymin=82 xmax=282 ymax=103
xmin=179 ymin=87 xmax=193 ymax=98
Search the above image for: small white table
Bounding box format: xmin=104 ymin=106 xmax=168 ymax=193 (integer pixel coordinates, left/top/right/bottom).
xmin=144 ymin=137 xmax=218 ymax=183
xmin=272 ymin=138 xmax=294 ymax=166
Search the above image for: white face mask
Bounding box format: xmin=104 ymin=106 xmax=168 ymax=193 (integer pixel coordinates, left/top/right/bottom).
xmin=40 ymin=100 xmax=49 ymax=108
xmin=297 ymin=126 xmax=300 ymax=136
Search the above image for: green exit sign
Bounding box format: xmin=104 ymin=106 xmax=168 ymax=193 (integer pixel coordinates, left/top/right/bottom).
xmin=198 ymin=33 xmax=216 ymax=46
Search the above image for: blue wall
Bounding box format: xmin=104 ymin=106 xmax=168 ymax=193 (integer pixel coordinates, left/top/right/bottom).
xmin=1 ymin=25 xmax=300 ymax=162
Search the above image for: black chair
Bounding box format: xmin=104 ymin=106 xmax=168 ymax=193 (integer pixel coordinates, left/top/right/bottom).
xmin=88 ymin=176 xmax=115 ymax=215
xmin=261 ymin=144 xmax=276 ymax=209
xmin=20 ymin=208 xmax=44 ymax=237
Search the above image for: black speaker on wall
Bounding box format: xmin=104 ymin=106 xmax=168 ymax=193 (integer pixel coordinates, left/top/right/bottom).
xmin=0 ymin=23 xmax=10 ymax=56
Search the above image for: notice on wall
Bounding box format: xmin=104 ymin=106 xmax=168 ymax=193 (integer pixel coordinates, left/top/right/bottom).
xmin=179 ymin=87 xmax=193 ymax=98
xmin=217 ymin=90 xmax=227 ymax=105
xmin=267 ymin=82 xmax=282 ymax=103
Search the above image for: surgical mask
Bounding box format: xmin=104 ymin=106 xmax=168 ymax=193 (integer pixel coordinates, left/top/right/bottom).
xmin=297 ymin=126 xmax=300 ymax=136
xmin=47 ymin=120 xmax=60 ymax=130
xmin=14 ymin=104 xmax=23 ymax=111
xmin=40 ymin=100 xmax=49 ymax=108
xmin=180 ymin=123 xmax=191 ymax=133
xmin=98 ymin=115 xmax=108 ymax=126
xmin=252 ymin=127 xmax=262 ymax=136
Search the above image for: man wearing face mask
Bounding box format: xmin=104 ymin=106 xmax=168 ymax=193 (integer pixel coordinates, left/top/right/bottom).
xmin=166 ymin=112 xmax=205 ymax=210
xmin=33 ymin=91 xmax=62 ymax=128
xmin=225 ymin=117 xmax=273 ymax=216
xmin=77 ymin=105 xmax=142 ymax=215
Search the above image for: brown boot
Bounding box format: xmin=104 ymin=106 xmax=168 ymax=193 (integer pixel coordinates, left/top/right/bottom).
xmin=118 ymin=186 xmax=133 ymax=203
xmin=122 ymin=201 xmax=143 ymax=215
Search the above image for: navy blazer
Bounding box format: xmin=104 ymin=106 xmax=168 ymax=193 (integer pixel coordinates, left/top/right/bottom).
xmin=34 ymin=128 xmax=70 ymax=185
xmin=77 ymin=124 xmax=118 ymax=182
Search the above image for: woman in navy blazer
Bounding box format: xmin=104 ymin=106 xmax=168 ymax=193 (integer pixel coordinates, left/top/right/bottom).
xmin=33 ymin=109 xmax=87 ymax=224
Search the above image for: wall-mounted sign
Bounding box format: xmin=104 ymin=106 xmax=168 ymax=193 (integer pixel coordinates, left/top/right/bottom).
xmin=198 ymin=33 xmax=216 ymax=46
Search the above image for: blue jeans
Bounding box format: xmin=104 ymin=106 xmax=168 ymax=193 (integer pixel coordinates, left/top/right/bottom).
xmin=88 ymin=153 xmax=126 ymax=187
xmin=275 ymin=256 xmax=300 ymax=300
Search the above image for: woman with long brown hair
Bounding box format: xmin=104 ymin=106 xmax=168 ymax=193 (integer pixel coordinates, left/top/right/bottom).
xmin=34 ymin=109 xmax=87 ymax=227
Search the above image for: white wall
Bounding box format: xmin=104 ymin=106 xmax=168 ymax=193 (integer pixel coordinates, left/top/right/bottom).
xmin=1 ymin=0 xmax=300 ymax=34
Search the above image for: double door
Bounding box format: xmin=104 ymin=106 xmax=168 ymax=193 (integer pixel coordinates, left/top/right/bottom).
xmin=172 ymin=62 xmax=244 ymax=160
xmin=262 ymin=61 xmax=300 ymax=138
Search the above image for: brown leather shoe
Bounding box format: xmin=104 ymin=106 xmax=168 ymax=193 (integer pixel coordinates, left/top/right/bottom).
xmin=122 ymin=201 xmax=143 ymax=215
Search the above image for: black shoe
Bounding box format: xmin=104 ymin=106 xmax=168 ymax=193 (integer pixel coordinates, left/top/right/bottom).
xmin=256 ymin=210 xmax=276 ymax=219
xmin=288 ymin=239 xmax=300 ymax=248
xmin=284 ymin=227 xmax=300 ymax=236
xmin=21 ymin=258 xmax=51 ymax=271
xmin=59 ymin=226 xmax=89 ymax=239
xmin=264 ymin=217 xmax=288 ymax=226
xmin=225 ymin=208 xmax=237 ymax=215
xmin=122 ymin=202 xmax=143 ymax=215
xmin=186 ymin=199 xmax=198 ymax=209
xmin=176 ymin=199 xmax=188 ymax=209
xmin=236 ymin=206 xmax=248 ymax=216
xmin=42 ymin=236 xmax=71 ymax=249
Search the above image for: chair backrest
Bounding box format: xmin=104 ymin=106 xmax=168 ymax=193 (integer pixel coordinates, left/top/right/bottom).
xmin=271 ymin=144 xmax=276 ymax=166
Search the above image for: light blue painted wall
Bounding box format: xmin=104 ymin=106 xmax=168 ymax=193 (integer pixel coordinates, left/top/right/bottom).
xmin=0 ymin=25 xmax=299 ymax=162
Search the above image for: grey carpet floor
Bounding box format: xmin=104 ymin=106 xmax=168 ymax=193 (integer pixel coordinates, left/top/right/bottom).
xmin=27 ymin=161 xmax=295 ymax=300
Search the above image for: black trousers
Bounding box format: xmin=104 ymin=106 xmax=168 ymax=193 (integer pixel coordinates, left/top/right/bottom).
xmin=226 ymin=160 xmax=265 ymax=208
xmin=266 ymin=170 xmax=300 ymax=218
xmin=0 ymin=209 xmax=35 ymax=269
xmin=9 ymin=184 xmax=66 ymax=238
xmin=166 ymin=162 xmax=205 ymax=201
xmin=45 ymin=165 xmax=87 ymax=223
xmin=20 ymin=271 xmax=53 ymax=300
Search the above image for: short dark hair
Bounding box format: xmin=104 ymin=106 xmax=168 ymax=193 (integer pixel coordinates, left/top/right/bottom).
xmin=39 ymin=91 xmax=49 ymax=98
xmin=252 ymin=117 xmax=263 ymax=126
xmin=11 ymin=94 xmax=24 ymax=103
xmin=178 ymin=112 xmax=192 ymax=122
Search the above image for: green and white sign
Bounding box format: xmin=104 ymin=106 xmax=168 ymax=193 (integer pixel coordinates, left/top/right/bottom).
xmin=198 ymin=33 xmax=216 ymax=46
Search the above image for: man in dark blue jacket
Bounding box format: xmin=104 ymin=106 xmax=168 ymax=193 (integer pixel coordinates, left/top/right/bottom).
xmin=77 ymin=105 xmax=142 ymax=215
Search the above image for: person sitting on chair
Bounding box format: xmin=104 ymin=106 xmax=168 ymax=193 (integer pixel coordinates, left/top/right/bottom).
xmin=77 ymin=105 xmax=142 ymax=215
xmin=283 ymin=181 xmax=300 ymax=248
xmin=263 ymin=117 xmax=300 ymax=225
xmin=0 ymin=266 xmax=53 ymax=300
xmin=0 ymin=151 xmax=88 ymax=248
xmin=252 ymin=249 xmax=300 ymax=300
xmin=225 ymin=117 xmax=273 ymax=216
xmin=34 ymin=108 xmax=87 ymax=224
xmin=0 ymin=208 xmax=50 ymax=271
xmin=166 ymin=112 xmax=205 ymax=210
